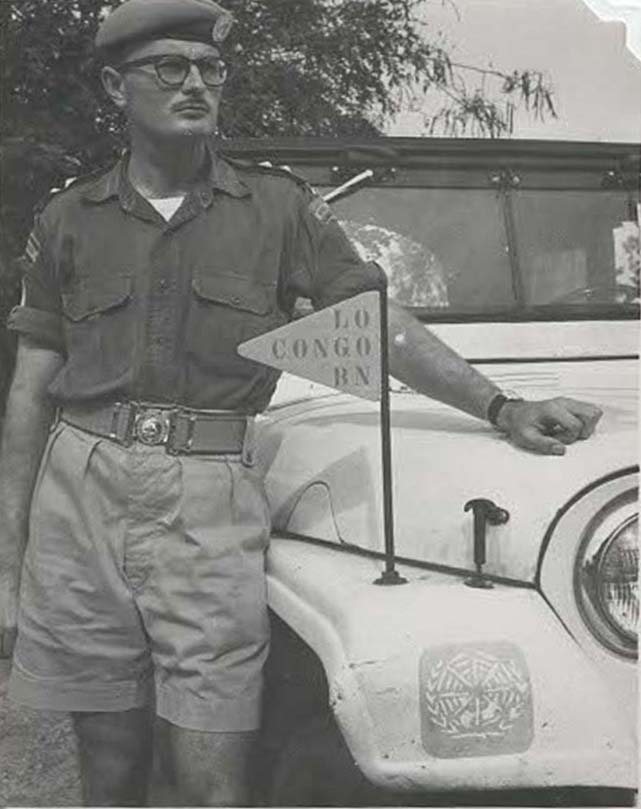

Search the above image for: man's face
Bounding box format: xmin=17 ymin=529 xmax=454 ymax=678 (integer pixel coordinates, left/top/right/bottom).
xmin=108 ymin=38 xmax=224 ymax=141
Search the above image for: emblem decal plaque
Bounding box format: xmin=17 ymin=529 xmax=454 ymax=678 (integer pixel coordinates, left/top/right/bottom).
xmin=419 ymin=642 xmax=533 ymax=758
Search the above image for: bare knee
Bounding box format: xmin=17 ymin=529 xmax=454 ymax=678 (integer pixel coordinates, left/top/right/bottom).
xmin=72 ymin=707 xmax=153 ymax=807
xmin=155 ymin=719 xmax=256 ymax=807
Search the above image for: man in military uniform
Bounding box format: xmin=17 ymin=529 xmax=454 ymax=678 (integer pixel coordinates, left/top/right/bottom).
xmin=0 ymin=0 xmax=602 ymax=805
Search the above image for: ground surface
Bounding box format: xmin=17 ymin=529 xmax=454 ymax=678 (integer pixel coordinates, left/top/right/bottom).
xmin=0 ymin=659 xmax=81 ymax=807
xmin=0 ymin=656 xmax=635 ymax=808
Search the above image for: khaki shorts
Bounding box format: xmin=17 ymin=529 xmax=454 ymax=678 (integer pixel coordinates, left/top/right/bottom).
xmin=9 ymin=421 xmax=271 ymax=732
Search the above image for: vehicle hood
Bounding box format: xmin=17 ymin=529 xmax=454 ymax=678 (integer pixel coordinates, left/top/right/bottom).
xmin=258 ymin=358 xmax=638 ymax=582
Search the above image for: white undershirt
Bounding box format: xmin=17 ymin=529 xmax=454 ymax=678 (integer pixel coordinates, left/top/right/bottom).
xmin=146 ymin=195 xmax=185 ymax=221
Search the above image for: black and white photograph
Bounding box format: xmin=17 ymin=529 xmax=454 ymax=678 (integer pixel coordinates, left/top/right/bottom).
xmin=0 ymin=0 xmax=639 ymax=805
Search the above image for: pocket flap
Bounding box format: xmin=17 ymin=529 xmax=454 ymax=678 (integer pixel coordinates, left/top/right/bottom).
xmin=62 ymin=275 xmax=132 ymax=321
xmin=192 ymin=273 xmax=272 ymax=315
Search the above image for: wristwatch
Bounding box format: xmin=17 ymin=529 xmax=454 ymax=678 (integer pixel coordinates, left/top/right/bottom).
xmin=487 ymin=392 xmax=524 ymax=427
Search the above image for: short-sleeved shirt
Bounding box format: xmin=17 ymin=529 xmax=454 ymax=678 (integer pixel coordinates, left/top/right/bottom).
xmin=8 ymin=149 xmax=384 ymax=413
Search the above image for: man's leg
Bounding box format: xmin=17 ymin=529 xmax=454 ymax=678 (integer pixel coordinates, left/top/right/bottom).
xmin=155 ymin=718 xmax=256 ymax=807
xmin=72 ymin=707 xmax=154 ymax=807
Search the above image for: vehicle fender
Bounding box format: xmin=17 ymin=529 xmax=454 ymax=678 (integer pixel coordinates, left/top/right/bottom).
xmin=266 ymin=538 xmax=637 ymax=792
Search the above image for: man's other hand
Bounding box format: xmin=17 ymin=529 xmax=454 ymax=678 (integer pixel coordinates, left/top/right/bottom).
xmin=0 ymin=583 xmax=18 ymax=658
xmin=496 ymin=397 xmax=603 ymax=456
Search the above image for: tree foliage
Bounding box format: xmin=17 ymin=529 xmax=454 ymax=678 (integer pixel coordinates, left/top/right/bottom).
xmin=0 ymin=0 xmax=556 ymax=399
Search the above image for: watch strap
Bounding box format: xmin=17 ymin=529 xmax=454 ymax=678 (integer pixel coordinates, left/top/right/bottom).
xmin=487 ymin=393 xmax=523 ymax=426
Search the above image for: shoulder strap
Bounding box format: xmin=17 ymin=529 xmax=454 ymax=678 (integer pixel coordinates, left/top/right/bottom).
xmin=224 ymin=156 xmax=313 ymax=190
xmin=34 ymin=165 xmax=112 ymax=213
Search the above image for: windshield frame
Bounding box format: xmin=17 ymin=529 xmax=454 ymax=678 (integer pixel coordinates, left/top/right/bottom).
xmin=223 ymin=137 xmax=641 ymax=323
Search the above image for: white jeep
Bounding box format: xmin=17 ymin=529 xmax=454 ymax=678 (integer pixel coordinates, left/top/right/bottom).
xmin=225 ymin=137 xmax=639 ymax=806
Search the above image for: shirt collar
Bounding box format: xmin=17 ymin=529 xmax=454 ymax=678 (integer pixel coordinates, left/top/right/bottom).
xmin=82 ymin=145 xmax=251 ymax=205
xmin=81 ymin=160 xmax=122 ymax=203
xmin=208 ymin=152 xmax=251 ymax=198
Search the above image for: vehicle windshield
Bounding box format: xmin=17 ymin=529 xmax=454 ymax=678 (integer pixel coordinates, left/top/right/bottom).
xmin=328 ymin=186 xmax=640 ymax=320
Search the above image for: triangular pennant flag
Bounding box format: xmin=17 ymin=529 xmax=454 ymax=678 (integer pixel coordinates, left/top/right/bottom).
xmin=238 ymin=290 xmax=381 ymax=401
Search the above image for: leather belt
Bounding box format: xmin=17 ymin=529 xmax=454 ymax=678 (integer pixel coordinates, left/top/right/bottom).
xmin=60 ymin=402 xmax=250 ymax=455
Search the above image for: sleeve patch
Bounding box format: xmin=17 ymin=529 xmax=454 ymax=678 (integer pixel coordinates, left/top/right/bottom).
xmin=24 ymin=231 xmax=41 ymax=265
xmin=309 ymin=195 xmax=336 ymax=225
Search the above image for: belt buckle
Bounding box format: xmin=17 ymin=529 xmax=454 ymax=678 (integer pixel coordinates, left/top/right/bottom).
xmin=134 ymin=408 xmax=170 ymax=446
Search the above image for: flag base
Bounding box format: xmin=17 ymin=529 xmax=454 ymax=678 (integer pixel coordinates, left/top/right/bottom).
xmin=373 ymin=570 xmax=408 ymax=586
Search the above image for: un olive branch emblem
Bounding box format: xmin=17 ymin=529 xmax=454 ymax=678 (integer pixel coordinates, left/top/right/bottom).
xmin=423 ymin=650 xmax=530 ymax=739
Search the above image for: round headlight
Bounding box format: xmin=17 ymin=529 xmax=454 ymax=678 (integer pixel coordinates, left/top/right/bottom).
xmin=575 ymin=490 xmax=638 ymax=658
xmin=594 ymin=515 xmax=638 ymax=641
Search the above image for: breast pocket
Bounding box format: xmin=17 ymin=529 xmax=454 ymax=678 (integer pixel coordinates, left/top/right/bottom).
xmin=188 ymin=271 xmax=286 ymax=375
xmin=62 ymin=275 xmax=132 ymax=321
xmin=61 ymin=274 xmax=134 ymax=380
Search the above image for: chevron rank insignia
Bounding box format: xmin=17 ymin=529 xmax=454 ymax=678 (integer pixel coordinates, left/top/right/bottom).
xmin=24 ymin=230 xmax=41 ymax=266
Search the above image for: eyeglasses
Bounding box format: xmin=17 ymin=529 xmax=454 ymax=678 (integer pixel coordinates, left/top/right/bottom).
xmin=117 ymin=55 xmax=228 ymax=88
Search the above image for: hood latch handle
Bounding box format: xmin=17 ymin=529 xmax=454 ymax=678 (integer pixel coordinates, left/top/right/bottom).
xmin=463 ymin=498 xmax=510 ymax=589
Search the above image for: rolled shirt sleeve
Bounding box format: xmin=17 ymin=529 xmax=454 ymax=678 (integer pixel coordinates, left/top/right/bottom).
xmin=7 ymin=216 xmax=64 ymax=353
xmin=287 ymin=184 xmax=386 ymax=309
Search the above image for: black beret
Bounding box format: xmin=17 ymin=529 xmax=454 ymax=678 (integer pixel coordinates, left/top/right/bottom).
xmin=96 ymin=0 xmax=234 ymax=56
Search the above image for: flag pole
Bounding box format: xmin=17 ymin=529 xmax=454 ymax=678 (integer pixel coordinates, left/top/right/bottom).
xmin=374 ymin=285 xmax=407 ymax=586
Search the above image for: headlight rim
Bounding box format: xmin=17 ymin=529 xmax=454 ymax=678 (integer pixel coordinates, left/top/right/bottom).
xmin=594 ymin=513 xmax=638 ymax=643
xmin=574 ymin=488 xmax=638 ymax=659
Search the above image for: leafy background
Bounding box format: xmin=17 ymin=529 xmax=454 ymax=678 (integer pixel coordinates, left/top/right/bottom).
xmin=0 ymin=0 xmax=556 ymax=409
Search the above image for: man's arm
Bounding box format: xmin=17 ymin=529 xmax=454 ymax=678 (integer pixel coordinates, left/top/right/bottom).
xmin=387 ymin=301 xmax=602 ymax=455
xmin=0 ymin=337 xmax=64 ymax=657
xmin=285 ymin=183 xmax=602 ymax=454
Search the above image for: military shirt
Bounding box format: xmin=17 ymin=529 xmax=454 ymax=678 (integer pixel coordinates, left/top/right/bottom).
xmin=8 ymin=150 xmax=384 ymax=413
